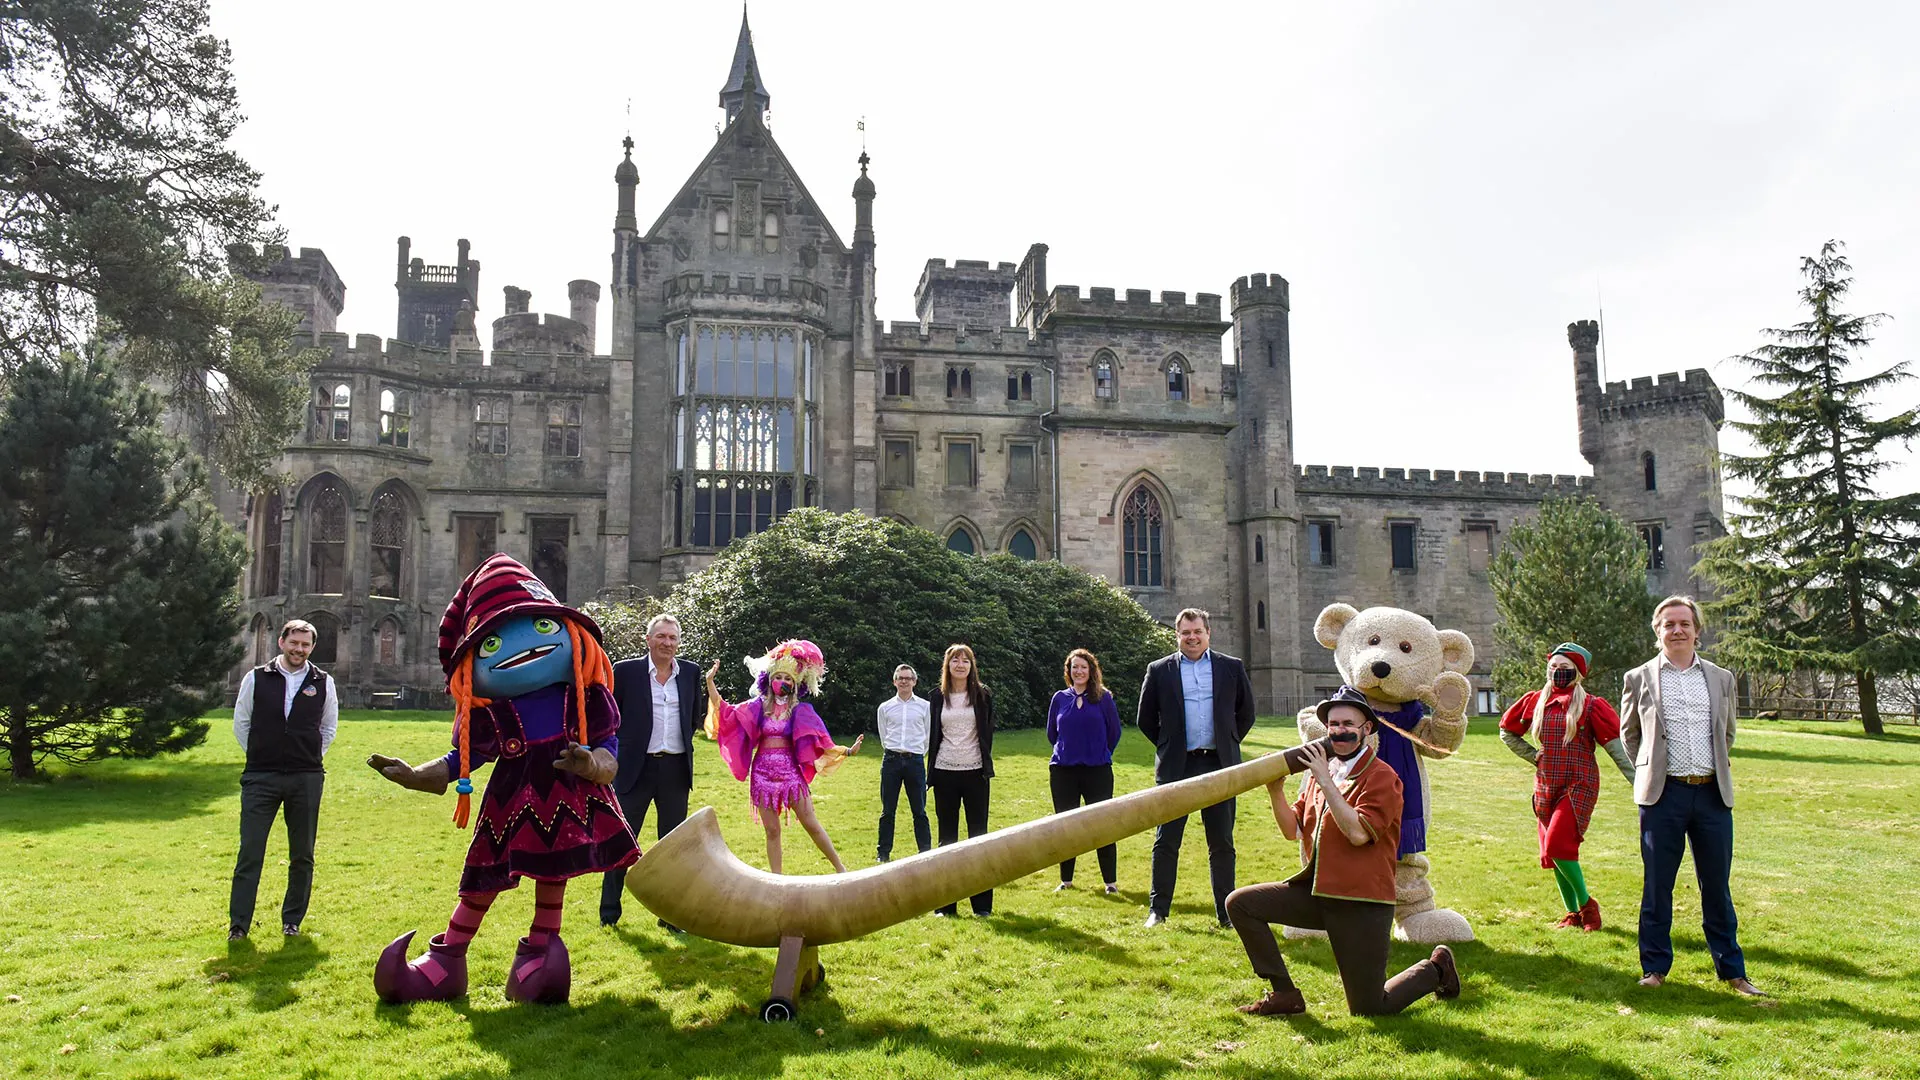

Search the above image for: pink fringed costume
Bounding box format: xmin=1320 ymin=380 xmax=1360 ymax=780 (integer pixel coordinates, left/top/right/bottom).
xmin=710 ymin=696 xmax=849 ymax=821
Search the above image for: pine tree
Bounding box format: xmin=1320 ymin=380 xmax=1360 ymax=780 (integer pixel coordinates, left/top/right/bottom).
xmin=0 ymin=1 xmax=316 ymax=489
xmin=0 ymin=355 xmax=247 ymax=780
xmin=1698 ymin=241 xmax=1920 ymax=735
xmin=1488 ymin=497 xmax=1657 ymax=705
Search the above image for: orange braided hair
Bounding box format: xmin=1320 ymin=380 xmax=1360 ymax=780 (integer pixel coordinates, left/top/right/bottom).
xmin=567 ymin=619 xmax=614 ymax=746
xmin=447 ymin=655 xmax=492 ymax=829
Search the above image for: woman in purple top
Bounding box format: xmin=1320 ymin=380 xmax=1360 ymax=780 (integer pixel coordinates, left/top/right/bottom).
xmin=1046 ymin=648 xmax=1125 ymax=893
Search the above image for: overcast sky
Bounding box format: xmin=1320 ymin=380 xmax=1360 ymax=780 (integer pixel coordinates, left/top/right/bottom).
xmin=208 ymin=0 xmax=1918 ymax=499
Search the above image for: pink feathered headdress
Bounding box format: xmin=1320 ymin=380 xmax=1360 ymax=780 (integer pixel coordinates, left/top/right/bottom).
xmin=745 ymin=638 xmax=829 ymax=699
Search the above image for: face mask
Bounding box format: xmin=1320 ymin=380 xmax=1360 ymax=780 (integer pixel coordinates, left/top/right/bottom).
xmin=772 ymin=678 xmax=794 ymax=697
xmin=1552 ymin=668 xmax=1578 ymax=688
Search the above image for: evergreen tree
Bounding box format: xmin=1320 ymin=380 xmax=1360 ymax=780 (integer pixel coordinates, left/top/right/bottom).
xmin=0 ymin=1 xmax=316 ymax=489
xmin=1698 ymin=241 xmax=1920 ymax=735
xmin=1488 ymin=497 xmax=1656 ymax=704
xmin=0 ymin=355 xmax=247 ymax=780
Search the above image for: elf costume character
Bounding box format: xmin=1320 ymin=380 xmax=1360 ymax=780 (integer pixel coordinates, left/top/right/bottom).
xmin=705 ymin=639 xmax=862 ymax=874
xmin=366 ymin=554 xmax=637 ymax=1004
xmin=1498 ymin=642 xmax=1636 ymax=930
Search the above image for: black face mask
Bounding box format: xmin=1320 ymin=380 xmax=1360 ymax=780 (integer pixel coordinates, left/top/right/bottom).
xmin=1552 ymin=668 xmax=1578 ymax=689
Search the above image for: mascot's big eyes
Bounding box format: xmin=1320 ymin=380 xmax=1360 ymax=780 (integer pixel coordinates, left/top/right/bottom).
xmin=1367 ymin=634 xmax=1382 ymax=646
xmin=478 ymin=634 xmax=504 ymax=658
xmin=532 ymin=617 xmax=560 ymax=635
xmin=1400 ymin=641 xmax=1413 ymax=653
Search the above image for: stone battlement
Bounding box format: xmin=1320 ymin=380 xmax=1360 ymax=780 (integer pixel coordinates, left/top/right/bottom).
xmin=1598 ymin=368 xmax=1724 ymax=425
xmin=1042 ymin=284 xmax=1224 ymax=325
xmin=295 ymin=331 xmax=612 ymax=387
xmin=876 ymin=321 xmax=1052 ymax=355
xmin=661 ymin=270 xmax=830 ymax=319
xmin=1297 ymin=464 xmax=1591 ymax=501
xmin=1229 ymin=272 xmax=1290 ymax=311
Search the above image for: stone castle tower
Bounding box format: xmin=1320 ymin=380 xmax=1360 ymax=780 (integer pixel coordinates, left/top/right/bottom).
xmin=225 ymin=13 xmax=1726 ymax=713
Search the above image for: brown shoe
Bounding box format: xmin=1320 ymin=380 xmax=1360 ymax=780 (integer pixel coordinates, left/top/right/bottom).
xmin=1638 ymin=972 xmax=1665 ymax=988
xmin=1237 ymin=986 xmax=1306 ymax=1016
xmin=1578 ymin=897 xmax=1601 ymax=932
xmin=1430 ymin=946 xmax=1461 ymax=999
xmin=1725 ymin=977 xmax=1767 ymax=997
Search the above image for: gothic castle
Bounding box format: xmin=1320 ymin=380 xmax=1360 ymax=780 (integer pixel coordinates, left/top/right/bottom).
xmin=230 ymin=15 xmax=1725 ymax=714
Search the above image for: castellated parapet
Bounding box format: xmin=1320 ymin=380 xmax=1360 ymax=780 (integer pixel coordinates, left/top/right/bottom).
xmin=1296 ymin=464 xmax=1590 ymax=502
xmin=1229 ymin=272 xmax=1291 ymax=310
xmin=1042 ymin=284 xmax=1226 ymax=327
xmin=661 ymin=270 xmax=830 ymax=323
xmin=876 ymin=319 xmax=1054 ymax=355
xmin=1599 ymin=369 xmax=1724 ymax=426
xmin=916 ymin=258 xmax=1018 ymax=329
xmin=295 ymin=330 xmax=612 ymax=389
xmin=231 ymin=243 xmax=345 ymax=334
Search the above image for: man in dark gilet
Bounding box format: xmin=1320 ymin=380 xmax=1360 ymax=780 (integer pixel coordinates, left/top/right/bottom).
xmin=228 ymin=619 xmax=338 ymax=940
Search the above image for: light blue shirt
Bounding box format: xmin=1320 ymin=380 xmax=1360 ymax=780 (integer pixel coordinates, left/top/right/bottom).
xmin=1179 ymin=650 xmax=1215 ymax=752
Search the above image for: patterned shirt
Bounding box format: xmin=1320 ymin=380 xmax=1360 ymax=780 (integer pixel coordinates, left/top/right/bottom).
xmin=1658 ymin=656 xmax=1714 ymax=777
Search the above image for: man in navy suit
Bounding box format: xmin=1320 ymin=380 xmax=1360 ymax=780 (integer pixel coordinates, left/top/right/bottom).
xmin=600 ymin=613 xmax=703 ymax=929
xmin=1138 ymin=606 xmax=1258 ymax=928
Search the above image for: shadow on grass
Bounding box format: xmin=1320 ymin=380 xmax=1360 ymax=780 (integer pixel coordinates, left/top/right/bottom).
xmin=1731 ymin=746 xmax=1920 ymax=768
xmin=202 ymin=934 xmax=329 ymax=1011
xmin=0 ymin=761 xmax=236 ymax=832
xmin=984 ymin=911 xmax=1143 ymax=965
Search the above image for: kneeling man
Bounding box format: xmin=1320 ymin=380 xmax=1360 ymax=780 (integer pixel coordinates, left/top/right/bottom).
xmin=1225 ymin=687 xmax=1461 ymax=1016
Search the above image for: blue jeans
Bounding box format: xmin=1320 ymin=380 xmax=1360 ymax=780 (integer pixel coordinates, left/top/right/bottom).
xmin=1639 ymin=779 xmax=1745 ymax=980
xmin=877 ymin=750 xmax=930 ymax=861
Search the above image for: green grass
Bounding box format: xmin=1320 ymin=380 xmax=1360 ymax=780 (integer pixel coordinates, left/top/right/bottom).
xmin=3 ymin=714 xmax=1918 ymax=1079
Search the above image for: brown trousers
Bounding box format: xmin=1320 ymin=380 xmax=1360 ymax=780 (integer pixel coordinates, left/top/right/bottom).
xmin=1225 ymin=878 xmax=1441 ymax=1015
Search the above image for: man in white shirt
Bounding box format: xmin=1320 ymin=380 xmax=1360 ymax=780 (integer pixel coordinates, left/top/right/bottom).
xmin=229 ymin=619 xmax=338 ymax=940
xmin=601 ymin=614 xmax=702 ymax=930
xmin=875 ymin=664 xmax=932 ymax=862
xmin=1620 ymin=595 xmax=1761 ymax=996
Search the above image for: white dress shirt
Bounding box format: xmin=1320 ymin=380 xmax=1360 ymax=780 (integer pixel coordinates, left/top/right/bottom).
xmin=876 ymin=693 xmax=931 ymax=754
xmin=233 ymin=659 xmax=338 ymax=755
xmin=1658 ymin=655 xmax=1714 ymax=777
xmin=646 ymin=656 xmax=686 ymax=754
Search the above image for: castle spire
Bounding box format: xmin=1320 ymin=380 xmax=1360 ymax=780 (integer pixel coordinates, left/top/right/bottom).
xmin=718 ymin=6 xmax=771 ymax=125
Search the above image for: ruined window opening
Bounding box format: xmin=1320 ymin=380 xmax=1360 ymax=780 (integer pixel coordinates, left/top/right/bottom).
xmin=472 ymin=396 xmax=509 ymax=455
xmin=1307 ymin=521 xmax=1335 ymax=567
xmin=546 ymin=399 xmax=583 ymax=458
xmin=530 ymin=517 xmax=571 ymax=602
xmin=307 ymin=485 xmax=348 ymax=594
xmin=256 ymin=492 xmax=283 ymax=596
xmin=1254 ymin=534 xmax=1264 ymax=564
xmin=368 ymin=490 xmax=407 ymax=600
xmin=1640 ymin=523 xmax=1666 ymax=570
xmin=314 ymin=383 xmax=351 ymax=442
xmin=454 ymin=515 xmax=498 ymax=579
xmin=378 ymin=388 xmax=411 ymax=448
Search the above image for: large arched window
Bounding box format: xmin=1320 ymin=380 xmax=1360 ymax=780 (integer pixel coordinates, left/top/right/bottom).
xmin=255 ymin=492 xmax=283 ymax=596
xmin=368 ymin=489 xmax=408 ymax=600
xmin=307 ymin=484 xmax=348 ymax=594
xmin=947 ymin=528 xmax=976 ymax=556
xmin=306 ymin=611 xmax=341 ymax=666
xmin=1122 ymin=485 xmax=1164 ymax=587
xmin=678 ymin=321 xmax=820 ymax=548
xmin=1093 ymin=351 xmax=1116 ymax=400
xmin=1008 ymin=529 xmax=1037 ymax=560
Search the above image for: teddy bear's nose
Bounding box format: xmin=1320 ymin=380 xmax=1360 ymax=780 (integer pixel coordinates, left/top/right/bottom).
xmin=1371 ymin=661 xmax=1392 ymax=679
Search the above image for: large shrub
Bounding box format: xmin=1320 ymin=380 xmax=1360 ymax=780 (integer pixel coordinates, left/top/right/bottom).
xmin=614 ymin=510 xmax=1173 ymax=734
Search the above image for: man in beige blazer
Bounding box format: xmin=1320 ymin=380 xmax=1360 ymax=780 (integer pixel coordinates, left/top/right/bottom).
xmin=1620 ymin=595 xmax=1761 ymax=996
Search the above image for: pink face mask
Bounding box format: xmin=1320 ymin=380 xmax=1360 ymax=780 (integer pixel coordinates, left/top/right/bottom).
xmin=771 ymin=677 xmax=794 ymax=697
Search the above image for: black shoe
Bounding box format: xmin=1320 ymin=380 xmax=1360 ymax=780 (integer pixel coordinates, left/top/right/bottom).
xmin=1144 ymin=911 xmax=1168 ymax=928
xmin=657 ymin=919 xmax=685 ymax=935
xmin=282 ymin=923 xmax=301 ymax=937
xmin=227 ymin=926 xmax=248 ymax=942
xmin=1218 ymin=914 xmax=1234 ymax=930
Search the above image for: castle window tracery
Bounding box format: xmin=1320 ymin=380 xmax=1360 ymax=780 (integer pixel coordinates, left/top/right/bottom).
xmin=1166 ymin=356 xmax=1189 ymax=401
xmin=546 ymin=400 xmax=583 ymax=457
xmin=255 ymin=492 xmax=283 ymax=597
xmin=378 ymin=388 xmax=411 ymax=448
xmin=1094 ymin=352 xmax=1116 ymax=400
xmin=472 ymin=396 xmax=510 ymax=455
xmin=368 ymin=489 xmax=408 ymax=600
xmin=884 ymin=361 xmax=913 ymax=397
xmin=674 ymin=320 xmax=820 ymax=548
xmin=1122 ymin=485 xmax=1164 ymax=587
xmin=307 ymin=484 xmax=348 ymax=594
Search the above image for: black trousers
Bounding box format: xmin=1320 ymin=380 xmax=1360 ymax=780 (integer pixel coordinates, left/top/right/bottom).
xmin=1225 ymin=879 xmax=1442 ymax=1015
xmin=599 ymin=755 xmax=691 ymax=924
xmin=1149 ymin=750 xmax=1236 ymax=920
xmin=1049 ymin=763 xmax=1117 ymax=884
xmin=931 ymin=766 xmax=991 ymax=915
xmin=229 ymin=770 xmax=324 ymax=931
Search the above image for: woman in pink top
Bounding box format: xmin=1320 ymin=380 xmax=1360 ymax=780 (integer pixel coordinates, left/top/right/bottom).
xmin=705 ymin=639 xmax=862 ymax=873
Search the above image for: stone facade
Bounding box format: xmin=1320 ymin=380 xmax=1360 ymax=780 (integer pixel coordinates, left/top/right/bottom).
xmin=226 ymin=18 xmax=1724 ymax=711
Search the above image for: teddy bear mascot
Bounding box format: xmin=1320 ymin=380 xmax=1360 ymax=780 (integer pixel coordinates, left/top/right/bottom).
xmin=1295 ymin=603 xmax=1475 ymax=944
xmin=365 ymin=553 xmax=637 ymax=1004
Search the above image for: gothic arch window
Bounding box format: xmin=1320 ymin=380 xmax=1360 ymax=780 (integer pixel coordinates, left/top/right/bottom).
xmin=945 ymin=366 xmax=972 ymax=400
xmin=1122 ymin=485 xmax=1165 ymax=587
xmin=255 ymin=492 xmax=284 ymax=597
xmin=1643 ymin=452 xmax=1657 ymax=491
xmin=1093 ymin=351 xmax=1116 ymax=400
xmin=884 ymin=361 xmax=913 ymax=398
xmin=1165 ymin=355 xmax=1189 ymax=401
xmin=376 ymin=617 xmax=401 ymax=667
xmin=250 ymin=614 xmax=272 ymax=666
xmin=946 ymin=527 xmax=976 ymax=556
xmin=676 ymin=319 xmax=821 ymax=548
xmin=368 ymin=489 xmax=409 ymax=600
xmin=378 ymin=388 xmax=411 ymax=448
xmin=1254 ymin=534 xmax=1264 ymax=564
xmin=1257 ymin=600 xmax=1267 ymax=630
xmin=306 ymin=611 xmax=341 ymax=666
xmin=307 ymin=483 xmax=348 ymax=594
xmin=1008 ymin=528 xmax=1038 ymax=560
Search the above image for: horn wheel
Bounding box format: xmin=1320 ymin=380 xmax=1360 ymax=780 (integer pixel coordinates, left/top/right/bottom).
xmin=759 ymin=996 xmax=796 ymax=1023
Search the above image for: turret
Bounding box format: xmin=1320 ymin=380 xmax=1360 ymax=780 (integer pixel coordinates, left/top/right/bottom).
xmin=609 ymin=138 xmax=639 ymax=363
xmin=1569 ymin=319 xmax=1602 ymax=466
xmin=569 ymin=280 xmax=601 ymax=352
xmin=1229 ymin=271 xmax=1302 ymax=711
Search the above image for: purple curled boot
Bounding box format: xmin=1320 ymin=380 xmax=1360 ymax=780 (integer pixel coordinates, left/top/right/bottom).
xmin=504 ymin=934 xmax=570 ymax=1004
xmin=373 ymin=930 xmax=469 ymax=1003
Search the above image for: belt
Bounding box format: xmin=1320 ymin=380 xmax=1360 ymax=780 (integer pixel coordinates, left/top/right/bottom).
xmin=1188 ymin=748 xmax=1219 ymax=756
xmin=649 ymin=750 xmax=686 ymax=758
xmin=1669 ymin=773 xmax=1715 ymax=785
xmin=884 ymin=749 xmax=921 ymax=757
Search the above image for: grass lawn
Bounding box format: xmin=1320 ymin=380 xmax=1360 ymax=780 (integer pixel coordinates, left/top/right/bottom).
xmin=3 ymin=712 xmax=1917 ymax=1079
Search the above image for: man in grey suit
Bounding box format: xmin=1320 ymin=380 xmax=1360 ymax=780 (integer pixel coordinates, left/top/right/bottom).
xmin=1138 ymin=607 xmax=1258 ymax=928
xmin=1620 ymin=595 xmax=1762 ymax=996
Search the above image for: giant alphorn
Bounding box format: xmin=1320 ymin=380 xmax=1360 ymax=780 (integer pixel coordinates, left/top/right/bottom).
xmin=624 ymin=740 xmax=1327 ymax=1019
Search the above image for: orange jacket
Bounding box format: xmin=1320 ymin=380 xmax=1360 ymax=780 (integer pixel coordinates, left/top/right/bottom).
xmin=1288 ymin=742 xmax=1403 ymax=904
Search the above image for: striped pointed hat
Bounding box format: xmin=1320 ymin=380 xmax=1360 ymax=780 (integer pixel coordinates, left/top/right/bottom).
xmin=435 ymin=553 xmax=601 ymax=677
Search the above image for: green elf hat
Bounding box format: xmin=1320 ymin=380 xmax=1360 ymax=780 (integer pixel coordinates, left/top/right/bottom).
xmin=1549 ymin=642 xmax=1591 ymax=676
